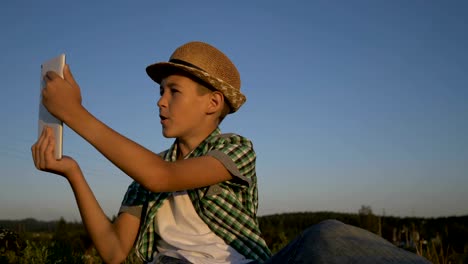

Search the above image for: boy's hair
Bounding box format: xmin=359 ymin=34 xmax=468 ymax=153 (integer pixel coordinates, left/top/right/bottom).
xmin=146 ymin=41 xmax=246 ymax=113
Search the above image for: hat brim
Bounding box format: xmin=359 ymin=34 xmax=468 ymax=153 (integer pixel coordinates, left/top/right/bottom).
xmin=146 ymin=62 xmax=246 ymax=113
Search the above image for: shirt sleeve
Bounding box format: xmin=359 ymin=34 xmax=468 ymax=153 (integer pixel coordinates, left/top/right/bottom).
xmin=118 ymin=181 xmax=148 ymax=218
xmin=206 ymin=133 xmax=256 ymax=187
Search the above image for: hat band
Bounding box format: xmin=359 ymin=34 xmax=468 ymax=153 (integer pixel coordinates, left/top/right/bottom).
xmin=169 ymin=58 xmax=220 ymax=92
xmin=169 ymin=59 xmax=206 ymax=73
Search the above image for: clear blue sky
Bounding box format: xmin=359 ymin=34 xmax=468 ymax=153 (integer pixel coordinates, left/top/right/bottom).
xmin=1 ymin=1 xmax=467 ymax=221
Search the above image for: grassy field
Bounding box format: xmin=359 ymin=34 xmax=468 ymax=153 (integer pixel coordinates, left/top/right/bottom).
xmin=1 ymin=233 xmax=449 ymax=264
xmin=2 ymin=212 xmax=467 ymax=263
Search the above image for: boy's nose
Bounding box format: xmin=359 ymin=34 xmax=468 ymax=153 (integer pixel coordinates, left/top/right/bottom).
xmin=157 ymin=95 xmax=167 ymax=108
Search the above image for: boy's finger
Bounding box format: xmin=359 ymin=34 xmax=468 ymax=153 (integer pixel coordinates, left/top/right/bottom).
xmin=35 ymin=128 xmax=46 ymax=162
xmin=47 ymin=128 xmax=57 ymax=160
xmin=37 ymin=138 xmax=47 ymax=170
xmin=32 ymin=134 xmax=42 ymax=169
xmin=45 ymin=70 xmax=60 ymax=81
xmin=31 ymin=144 xmax=39 ymax=169
xmin=46 ymin=126 xmax=55 ymax=138
xmin=64 ymin=64 xmax=79 ymax=87
xmin=44 ymin=134 xmax=56 ymax=166
xmin=38 ymin=127 xmax=52 ymax=169
xmin=37 ymin=127 xmax=47 ymax=146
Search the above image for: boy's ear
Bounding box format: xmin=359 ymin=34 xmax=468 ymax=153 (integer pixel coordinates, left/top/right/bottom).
xmin=206 ymin=91 xmax=224 ymax=115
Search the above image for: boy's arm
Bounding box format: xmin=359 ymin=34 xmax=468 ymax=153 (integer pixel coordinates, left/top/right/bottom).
xmin=43 ymin=66 xmax=233 ymax=192
xmin=69 ymin=109 xmax=232 ymax=192
xmin=32 ymin=127 xmax=140 ymax=264
xmin=67 ymin=169 xmax=140 ymax=264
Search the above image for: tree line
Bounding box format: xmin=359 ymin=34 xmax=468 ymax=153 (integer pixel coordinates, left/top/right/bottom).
xmin=1 ymin=208 xmax=468 ymax=263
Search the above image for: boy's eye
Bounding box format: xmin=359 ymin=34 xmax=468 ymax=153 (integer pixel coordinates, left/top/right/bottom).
xmin=159 ymin=86 xmax=179 ymax=96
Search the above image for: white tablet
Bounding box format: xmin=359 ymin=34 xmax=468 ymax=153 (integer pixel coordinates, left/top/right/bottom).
xmin=39 ymin=54 xmax=65 ymax=160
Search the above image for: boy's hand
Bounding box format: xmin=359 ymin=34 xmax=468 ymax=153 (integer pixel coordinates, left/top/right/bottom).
xmin=31 ymin=126 xmax=79 ymax=179
xmin=42 ymin=64 xmax=83 ymax=123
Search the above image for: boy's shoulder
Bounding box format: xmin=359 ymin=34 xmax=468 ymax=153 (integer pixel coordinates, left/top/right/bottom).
xmin=200 ymin=132 xmax=255 ymax=158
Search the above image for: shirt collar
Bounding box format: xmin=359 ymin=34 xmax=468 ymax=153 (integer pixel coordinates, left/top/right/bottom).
xmin=164 ymin=127 xmax=221 ymax=162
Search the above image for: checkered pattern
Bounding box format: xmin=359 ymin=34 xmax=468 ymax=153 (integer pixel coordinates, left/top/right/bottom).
xmin=120 ymin=128 xmax=271 ymax=262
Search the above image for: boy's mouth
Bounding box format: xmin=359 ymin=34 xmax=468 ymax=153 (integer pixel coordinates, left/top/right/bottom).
xmin=160 ymin=115 xmax=169 ymax=125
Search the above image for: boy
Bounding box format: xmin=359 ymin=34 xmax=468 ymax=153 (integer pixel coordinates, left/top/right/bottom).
xmin=33 ymin=41 xmax=432 ymax=264
xmin=32 ymin=41 xmax=271 ymax=263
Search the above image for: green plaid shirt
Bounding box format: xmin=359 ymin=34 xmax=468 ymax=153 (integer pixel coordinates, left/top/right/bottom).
xmin=120 ymin=128 xmax=271 ymax=262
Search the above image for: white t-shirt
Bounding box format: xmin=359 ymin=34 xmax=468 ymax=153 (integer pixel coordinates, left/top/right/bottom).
xmin=152 ymin=191 xmax=252 ymax=264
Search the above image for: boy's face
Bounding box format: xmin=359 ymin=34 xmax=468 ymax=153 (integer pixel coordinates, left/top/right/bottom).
xmin=158 ymin=74 xmax=211 ymax=139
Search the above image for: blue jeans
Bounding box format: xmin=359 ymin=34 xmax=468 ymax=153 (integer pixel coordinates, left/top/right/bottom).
xmin=256 ymin=219 xmax=431 ymax=264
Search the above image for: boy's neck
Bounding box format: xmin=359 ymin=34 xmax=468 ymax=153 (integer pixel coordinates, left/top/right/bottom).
xmin=176 ymin=125 xmax=218 ymax=159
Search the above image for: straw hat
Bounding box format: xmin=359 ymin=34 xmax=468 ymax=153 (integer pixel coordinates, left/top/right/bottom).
xmin=146 ymin=41 xmax=246 ymax=113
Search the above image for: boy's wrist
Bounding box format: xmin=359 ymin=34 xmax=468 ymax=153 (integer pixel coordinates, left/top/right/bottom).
xmin=65 ymin=163 xmax=84 ymax=184
xmin=63 ymin=105 xmax=88 ymax=129
xmin=68 ymin=104 xmax=85 ymax=122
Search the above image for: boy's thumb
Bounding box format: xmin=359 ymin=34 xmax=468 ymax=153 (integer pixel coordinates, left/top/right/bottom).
xmin=64 ymin=64 xmax=78 ymax=87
